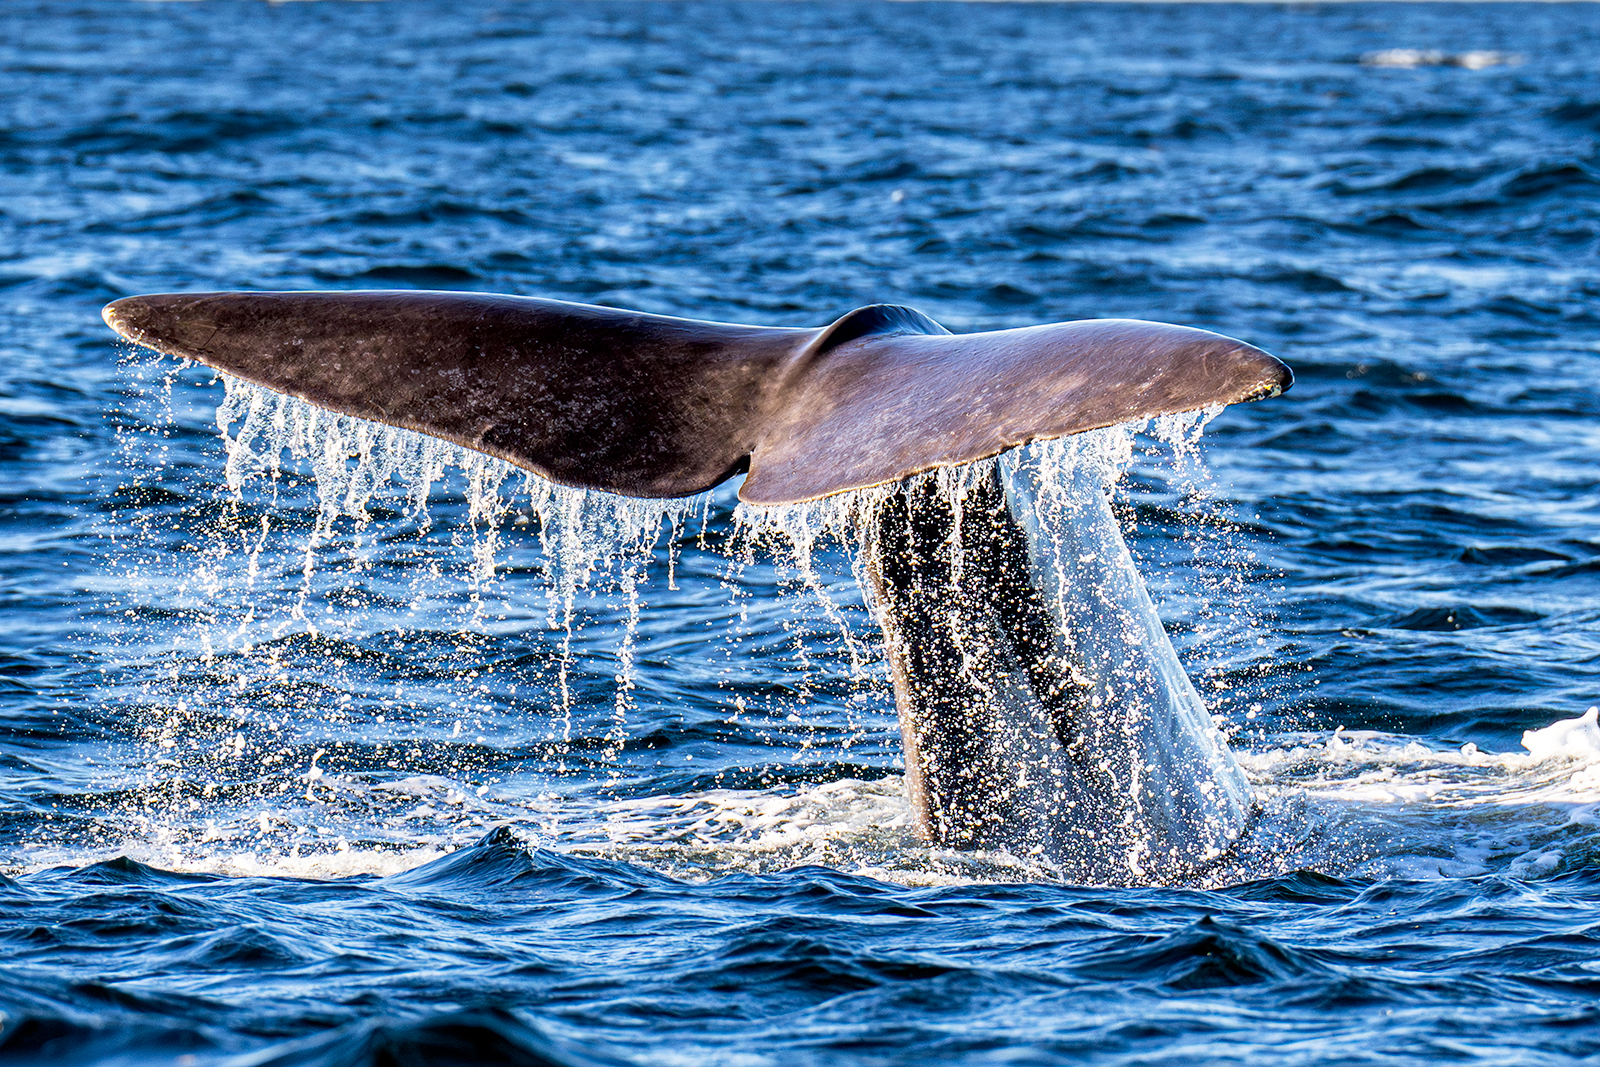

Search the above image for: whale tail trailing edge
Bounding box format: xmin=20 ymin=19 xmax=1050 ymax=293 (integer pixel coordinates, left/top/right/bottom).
xmin=102 ymin=290 xmax=1291 ymax=504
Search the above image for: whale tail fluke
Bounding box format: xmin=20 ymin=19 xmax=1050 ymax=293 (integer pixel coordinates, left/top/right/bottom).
xmin=103 ymin=290 xmax=1291 ymax=504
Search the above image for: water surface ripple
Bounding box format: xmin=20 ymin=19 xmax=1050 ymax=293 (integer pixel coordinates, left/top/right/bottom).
xmin=3 ymin=2 xmax=1600 ymax=1064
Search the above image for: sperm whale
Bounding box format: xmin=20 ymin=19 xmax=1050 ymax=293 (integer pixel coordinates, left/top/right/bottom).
xmin=102 ymin=290 xmax=1292 ymax=878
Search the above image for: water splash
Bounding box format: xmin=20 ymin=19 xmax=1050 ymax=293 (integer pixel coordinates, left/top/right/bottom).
xmin=1000 ymin=429 xmax=1250 ymax=877
xmin=725 ymin=419 xmax=1258 ymax=881
xmin=100 ymin=380 xmax=1600 ymax=888
xmin=93 ymin=371 xmax=1295 ymax=886
xmin=214 ymin=377 xmax=703 ymax=724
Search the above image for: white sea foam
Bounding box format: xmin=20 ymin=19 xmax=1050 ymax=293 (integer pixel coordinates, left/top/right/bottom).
xmin=1521 ymin=706 xmax=1600 ymax=763
xmin=1362 ymin=48 xmax=1522 ymax=70
xmin=32 ymin=707 xmax=1600 ymax=886
xmin=1225 ymin=707 xmax=1600 ymax=879
xmin=571 ymin=706 xmax=1600 ymax=886
xmin=568 ymin=776 xmax=1108 ymax=886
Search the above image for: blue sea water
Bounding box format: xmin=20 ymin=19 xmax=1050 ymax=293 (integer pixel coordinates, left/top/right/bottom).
xmin=5 ymin=1 xmax=1600 ymax=1063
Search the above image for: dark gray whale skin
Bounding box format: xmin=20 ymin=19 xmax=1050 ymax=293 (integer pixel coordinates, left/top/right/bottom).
xmin=102 ymin=290 xmax=1292 ymax=866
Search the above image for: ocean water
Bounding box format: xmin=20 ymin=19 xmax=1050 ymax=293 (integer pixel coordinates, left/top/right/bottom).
xmin=4 ymin=1 xmax=1600 ymax=1063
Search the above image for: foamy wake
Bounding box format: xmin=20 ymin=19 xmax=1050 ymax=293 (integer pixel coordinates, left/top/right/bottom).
xmin=1362 ymin=48 xmax=1521 ymax=70
xmin=32 ymin=707 xmax=1600 ymax=888
xmin=1241 ymin=706 xmax=1600 ymax=880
